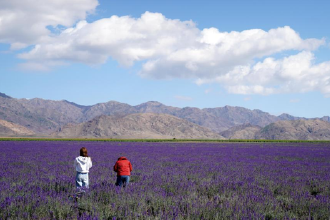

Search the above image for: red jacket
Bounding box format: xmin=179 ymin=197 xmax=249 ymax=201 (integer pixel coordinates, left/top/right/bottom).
xmin=113 ymin=157 xmax=133 ymax=176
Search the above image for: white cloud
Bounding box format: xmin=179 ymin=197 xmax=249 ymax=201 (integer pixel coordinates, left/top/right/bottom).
xmin=18 ymin=12 xmax=199 ymax=69
xmin=175 ymin=95 xmax=193 ymax=101
xmin=201 ymin=51 xmax=330 ymax=95
xmin=290 ymin=99 xmax=300 ymax=103
xmin=17 ymin=13 xmax=324 ymax=77
xmin=1 ymin=3 xmax=329 ymax=96
xmin=0 ymin=0 xmax=98 ymax=47
xmin=139 ymin=26 xmax=324 ymax=80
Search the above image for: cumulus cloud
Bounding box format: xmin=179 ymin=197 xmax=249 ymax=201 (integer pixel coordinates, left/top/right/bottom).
xmin=18 ymin=12 xmax=199 ymax=68
xmin=197 ymin=51 xmax=330 ymax=95
xmin=1 ymin=3 xmax=329 ymax=96
xmin=139 ymin=26 xmax=324 ymax=79
xmin=0 ymin=0 xmax=98 ymax=47
xmin=17 ymin=12 xmax=323 ymax=73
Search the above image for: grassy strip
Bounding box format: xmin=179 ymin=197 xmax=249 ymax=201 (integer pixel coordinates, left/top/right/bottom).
xmin=0 ymin=137 xmax=330 ymax=143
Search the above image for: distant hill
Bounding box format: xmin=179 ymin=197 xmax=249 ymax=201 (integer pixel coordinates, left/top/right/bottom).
xmin=219 ymin=119 xmax=330 ymax=140
xmin=0 ymin=92 xmax=12 ymax=99
xmin=321 ymin=116 xmax=330 ymax=122
xmin=277 ymin=113 xmax=305 ymax=121
xmin=255 ymin=119 xmax=330 ymax=140
xmin=0 ymin=119 xmax=35 ymax=136
xmin=220 ymin=124 xmax=262 ymax=139
xmin=1 ymin=92 xmax=329 ymax=139
xmin=53 ymin=113 xmax=224 ymax=139
xmin=0 ymin=95 xmax=84 ymax=133
xmin=0 ymin=93 xmax=285 ymax=134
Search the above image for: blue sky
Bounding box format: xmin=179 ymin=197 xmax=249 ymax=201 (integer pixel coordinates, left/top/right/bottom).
xmin=1 ymin=0 xmax=330 ymax=118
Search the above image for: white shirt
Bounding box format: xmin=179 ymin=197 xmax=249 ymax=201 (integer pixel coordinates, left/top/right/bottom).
xmin=74 ymin=156 xmax=92 ymax=173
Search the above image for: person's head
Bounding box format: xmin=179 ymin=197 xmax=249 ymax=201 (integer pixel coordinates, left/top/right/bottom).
xmin=80 ymin=147 xmax=88 ymax=157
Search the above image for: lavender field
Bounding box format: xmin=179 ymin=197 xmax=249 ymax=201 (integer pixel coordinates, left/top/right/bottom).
xmin=1 ymin=141 xmax=330 ymax=219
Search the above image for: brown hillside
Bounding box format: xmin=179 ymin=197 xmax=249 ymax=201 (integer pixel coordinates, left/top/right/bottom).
xmin=256 ymin=119 xmax=330 ymax=140
xmin=53 ymin=113 xmax=224 ymax=139
xmin=220 ymin=124 xmax=261 ymax=139
xmin=0 ymin=119 xmax=35 ymax=136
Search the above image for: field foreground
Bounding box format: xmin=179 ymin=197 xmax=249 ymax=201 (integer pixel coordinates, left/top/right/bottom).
xmin=1 ymin=141 xmax=330 ymax=219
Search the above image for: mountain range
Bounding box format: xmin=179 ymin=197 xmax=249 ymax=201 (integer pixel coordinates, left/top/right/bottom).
xmin=0 ymin=92 xmax=329 ymax=140
xmin=54 ymin=113 xmax=224 ymax=139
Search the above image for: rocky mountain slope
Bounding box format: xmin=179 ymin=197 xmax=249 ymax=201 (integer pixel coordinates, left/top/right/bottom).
xmin=1 ymin=92 xmax=329 ymax=140
xmin=53 ymin=113 xmax=224 ymax=139
xmin=0 ymin=119 xmax=35 ymax=136
xmin=220 ymin=124 xmax=262 ymax=139
xmin=0 ymin=92 xmax=301 ymax=134
xmin=0 ymin=94 xmax=84 ymax=133
xmin=256 ymin=119 xmax=330 ymax=140
xmin=220 ymin=119 xmax=330 ymax=140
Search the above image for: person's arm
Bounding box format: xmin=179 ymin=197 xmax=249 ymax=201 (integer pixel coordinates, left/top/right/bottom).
xmin=89 ymin=157 xmax=92 ymax=168
xmin=129 ymin=162 xmax=132 ymax=172
xmin=113 ymin=162 xmax=118 ymax=172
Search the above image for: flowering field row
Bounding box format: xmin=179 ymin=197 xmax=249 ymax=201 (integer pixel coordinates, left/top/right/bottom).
xmin=1 ymin=141 xmax=330 ymax=219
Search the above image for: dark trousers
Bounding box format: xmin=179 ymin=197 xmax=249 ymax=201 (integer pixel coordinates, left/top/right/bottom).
xmin=116 ymin=175 xmax=130 ymax=187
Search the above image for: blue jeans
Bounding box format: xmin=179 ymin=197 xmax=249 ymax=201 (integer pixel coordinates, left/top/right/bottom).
xmin=76 ymin=172 xmax=89 ymax=190
xmin=116 ymin=176 xmax=130 ymax=187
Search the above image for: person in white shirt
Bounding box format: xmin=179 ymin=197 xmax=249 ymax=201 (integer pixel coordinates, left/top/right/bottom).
xmin=74 ymin=147 xmax=92 ymax=191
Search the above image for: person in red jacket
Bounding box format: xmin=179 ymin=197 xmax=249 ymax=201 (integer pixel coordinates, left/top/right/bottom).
xmin=113 ymin=156 xmax=133 ymax=187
